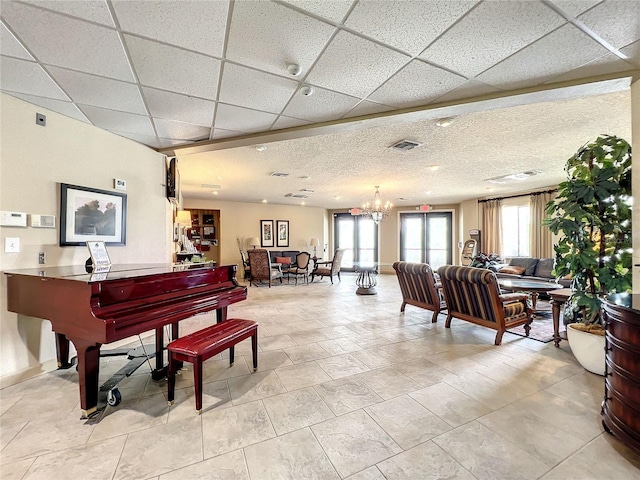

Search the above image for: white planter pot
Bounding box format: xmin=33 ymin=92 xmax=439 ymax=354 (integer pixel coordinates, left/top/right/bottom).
xmin=566 ymin=323 xmax=606 ymax=376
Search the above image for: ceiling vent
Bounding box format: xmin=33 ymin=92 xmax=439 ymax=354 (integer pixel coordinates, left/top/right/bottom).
xmin=201 ymin=183 xmax=221 ymax=189
xmin=485 ymin=170 xmax=542 ymax=184
xmin=300 ymin=188 xmax=314 ymax=193
xmin=285 ymin=193 xmax=309 ymax=198
xmin=389 ymin=139 xmax=423 ymax=152
xmin=271 ymin=172 xmax=289 ymax=177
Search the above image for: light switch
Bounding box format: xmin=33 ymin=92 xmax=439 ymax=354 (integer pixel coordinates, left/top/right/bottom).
xmin=5 ymin=237 xmax=20 ymax=252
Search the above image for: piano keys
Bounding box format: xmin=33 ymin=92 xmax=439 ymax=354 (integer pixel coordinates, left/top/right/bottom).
xmin=5 ymin=263 xmax=247 ymax=418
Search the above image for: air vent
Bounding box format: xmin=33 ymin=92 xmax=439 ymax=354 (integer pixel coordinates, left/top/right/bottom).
xmin=271 ymin=172 xmax=289 ymax=177
xmin=285 ymin=193 xmax=309 ymax=198
xmin=485 ymin=170 xmax=542 ymax=184
xmin=389 ymin=139 xmax=423 ymax=151
xmin=201 ymin=183 xmax=221 ymax=189
xmin=300 ymin=188 xmax=314 ymax=193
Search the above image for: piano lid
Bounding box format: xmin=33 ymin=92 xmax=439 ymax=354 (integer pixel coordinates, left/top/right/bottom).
xmin=3 ymin=263 xmax=218 ymax=282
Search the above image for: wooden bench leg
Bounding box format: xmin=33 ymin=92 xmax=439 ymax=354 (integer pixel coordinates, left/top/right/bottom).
xmin=194 ymin=358 xmax=203 ymax=414
xmin=229 ymin=345 xmax=235 ymax=366
xmin=252 ymin=331 xmax=258 ymax=372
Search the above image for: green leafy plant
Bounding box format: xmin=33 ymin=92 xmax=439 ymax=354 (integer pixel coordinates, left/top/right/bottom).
xmin=544 ymin=135 xmax=632 ymax=325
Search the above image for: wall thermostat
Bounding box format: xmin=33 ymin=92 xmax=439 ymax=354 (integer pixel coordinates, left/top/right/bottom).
xmin=114 ymin=178 xmax=126 ymax=191
xmin=0 ymin=211 xmax=27 ymax=227
xmin=30 ymin=214 xmax=56 ymax=228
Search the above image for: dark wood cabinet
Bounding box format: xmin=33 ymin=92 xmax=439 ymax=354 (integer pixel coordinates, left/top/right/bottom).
xmin=186 ymin=209 xmax=220 ymax=263
xmin=602 ymin=294 xmax=640 ymax=455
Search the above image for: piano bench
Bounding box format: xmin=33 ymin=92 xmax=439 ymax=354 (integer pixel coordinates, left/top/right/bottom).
xmin=167 ymin=318 xmax=258 ymax=414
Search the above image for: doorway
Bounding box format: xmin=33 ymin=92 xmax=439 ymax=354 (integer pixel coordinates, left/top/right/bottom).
xmin=334 ymin=213 xmax=378 ymax=271
xmin=399 ymin=211 xmax=453 ymax=270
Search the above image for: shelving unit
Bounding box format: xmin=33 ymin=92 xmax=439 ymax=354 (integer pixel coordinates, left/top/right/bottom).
xmin=186 ymin=209 xmax=220 ymax=263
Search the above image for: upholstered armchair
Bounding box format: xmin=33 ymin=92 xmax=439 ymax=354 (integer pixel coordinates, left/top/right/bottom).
xmin=311 ymin=248 xmax=345 ymax=284
xmin=287 ymin=252 xmax=311 ymax=285
xmin=437 ymin=265 xmax=532 ymax=345
xmin=393 ymin=261 xmax=446 ymax=322
xmin=248 ymin=249 xmax=283 ymax=287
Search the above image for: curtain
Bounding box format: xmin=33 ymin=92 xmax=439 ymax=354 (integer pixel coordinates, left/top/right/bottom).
xmin=481 ymin=199 xmax=502 ymax=255
xmin=530 ymin=191 xmax=555 ymax=258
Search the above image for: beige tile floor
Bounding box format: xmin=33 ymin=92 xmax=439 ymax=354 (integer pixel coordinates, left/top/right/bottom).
xmin=2 ymin=273 xmax=640 ymax=479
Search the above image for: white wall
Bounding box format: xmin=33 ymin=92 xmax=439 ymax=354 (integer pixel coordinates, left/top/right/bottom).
xmin=183 ymin=198 xmax=328 ymax=269
xmin=0 ymin=94 xmax=172 ymax=384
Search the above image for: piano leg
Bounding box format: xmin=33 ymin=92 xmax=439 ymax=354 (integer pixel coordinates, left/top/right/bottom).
xmin=217 ymin=307 xmax=227 ymax=324
xmin=71 ymin=338 xmax=102 ymax=418
xmin=55 ymin=333 xmax=74 ymax=369
xmin=150 ymin=323 xmax=181 ymax=381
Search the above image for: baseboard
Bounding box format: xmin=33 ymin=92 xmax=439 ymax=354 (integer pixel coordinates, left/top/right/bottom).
xmin=0 ymin=359 xmax=59 ymax=389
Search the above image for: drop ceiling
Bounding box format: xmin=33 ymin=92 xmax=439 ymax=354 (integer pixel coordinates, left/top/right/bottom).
xmin=1 ymin=0 xmax=639 ymax=208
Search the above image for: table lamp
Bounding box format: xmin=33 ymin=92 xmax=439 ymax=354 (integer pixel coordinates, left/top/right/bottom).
xmin=310 ymin=238 xmax=319 ymax=259
xmin=248 ymin=237 xmax=260 ymax=249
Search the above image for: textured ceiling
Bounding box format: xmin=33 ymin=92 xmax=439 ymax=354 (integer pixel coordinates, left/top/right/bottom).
xmin=1 ymin=0 xmax=639 ymax=207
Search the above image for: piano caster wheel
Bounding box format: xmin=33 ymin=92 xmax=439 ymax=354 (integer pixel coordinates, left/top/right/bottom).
xmin=106 ymin=388 xmax=122 ymax=407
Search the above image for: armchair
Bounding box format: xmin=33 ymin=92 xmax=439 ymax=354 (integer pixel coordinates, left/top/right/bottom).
xmin=287 ymin=252 xmax=311 ymax=285
xmin=248 ymin=249 xmax=283 ymax=287
xmin=437 ymin=265 xmax=532 ymax=345
xmin=393 ymin=261 xmax=446 ymax=322
xmin=311 ymin=248 xmax=345 ymax=284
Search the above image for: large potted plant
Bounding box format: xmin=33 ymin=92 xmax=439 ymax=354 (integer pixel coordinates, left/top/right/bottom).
xmin=544 ymin=134 xmax=632 ymax=375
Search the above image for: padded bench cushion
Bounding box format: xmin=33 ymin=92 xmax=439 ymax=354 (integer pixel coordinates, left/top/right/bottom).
xmin=168 ymin=318 xmax=257 ymax=359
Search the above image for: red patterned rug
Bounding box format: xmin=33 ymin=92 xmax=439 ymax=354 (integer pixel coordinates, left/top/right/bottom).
xmin=506 ymin=301 xmax=556 ymax=343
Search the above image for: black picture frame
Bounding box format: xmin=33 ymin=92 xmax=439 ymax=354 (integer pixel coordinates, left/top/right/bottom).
xmin=260 ymin=219 xmax=274 ymax=247
xmin=276 ymin=220 xmax=289 ymax=247
xmin=60 ymin=183 xmax=127 ymax=246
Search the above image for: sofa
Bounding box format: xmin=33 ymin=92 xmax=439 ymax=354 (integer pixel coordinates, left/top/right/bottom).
xmin=495 ymin=257 xmax=571 ymax=287
xmin=268 ymin=250 xmax=301 ymax=265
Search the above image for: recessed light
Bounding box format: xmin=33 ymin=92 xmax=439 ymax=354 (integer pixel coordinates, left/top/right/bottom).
xmin=262 ymin=199 xmax=267 ymax=203
xmin=334 ymin=196 xmax=340 ymax=200
xmin=436 ymin=117 xmax=455 ymax=127
xmin=427 ymin=165 xmax=440 ymax=171
xmin=425 ymin=191 xmax=432 ymax=195
xmin=255 ymin=145 xmax=267 ymax=152
xmin=300 ymin=201 xmax=305 ymax=205
xmin=212 ymin=191 xmax=218 ymax=195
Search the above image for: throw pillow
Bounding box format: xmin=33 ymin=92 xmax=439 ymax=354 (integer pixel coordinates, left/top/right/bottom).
xmin=499 ymin=266 xmax=526 ymax=275
xmin=275 ymin=256 xmax=291 ymax=264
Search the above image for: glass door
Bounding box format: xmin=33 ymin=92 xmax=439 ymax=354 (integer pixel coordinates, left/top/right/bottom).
xmin=400 ymin=211 xmax=452 ymax=269
xmin=334 ymin=213 xmax=378 ymax=271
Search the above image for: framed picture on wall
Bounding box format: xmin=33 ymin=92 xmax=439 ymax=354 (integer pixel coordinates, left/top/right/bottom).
xmin=59 ymin=183 xmax=127 ymax=246
xmin=260 ymin=219 xmax=274 ymax=247
xmin=276 ymin=220 xmax=289 ymax=247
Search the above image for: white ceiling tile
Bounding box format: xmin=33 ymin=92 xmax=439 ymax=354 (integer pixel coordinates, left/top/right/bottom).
xmin=211 ymin=128 xmax=243 ymax=139
xmin=544 ymin=53 xmax=637 ymax=84
xmin=108 ymin=129 xmax=161 ymax=148
xmin=477 ymin=24 xmax=611 ymax=90
xmin=21 ymin=0 xmax=115 ymax=26
xmin=345 ymin=0 xmax=477 ymax=56
xmin=1 ymin=2 xmax=133 ymax=81
xmin=283 ymin=86 xmax=359 ymax=122
xmin=280 ymin=0 xmax=354 ymax=24
xmin=0 ymin=56 xmax=69 ymax=100
xmin=1 ymin=23 xmax=33 ymax=60
xmin=546 ymin=0 xmax=602 ymax=17
xmin=47 ymin=66 xmax=147 ymax=114
xmin=621 ymin=39 xmax=640 ymax=67
xmin=142 ymin=87 xmax=214 ymax=126
xmin=420 ymin=1 xmax=566 ymax=78
xmin=271 ymin=116 xmax=312 ymax=130
xmin=79 ymin=104 xmax=155 ymax=137
xmin=218 ymin=63 xmax=298 ymax=113
xmin=226 ymin=1 xmax=335 ymax=78
xmin=214 ymin=103 xmax=278 ymax=132
xmin=578 ymin=1 xmax=640 ymax=49
xmin=124 ymin=34 xmax=220 ymax=100
xmin=432 ymin=79 xmax=500 ymax=104
xmin=153 ymin=118 xmax=211 ymax=141
xmin=306 ymin=30 xmax=410 ymax=98
xmin=158 ymin=137 xmax=194 ymax=148
xmin=112 ymin=0 xmax=229 ymax=57
xmin=9 ymin=92 xmax=89 ymax=122
xmin=368 ymin=60 xmax=467 ymax=108
xmin=342 ymin=100 xmax=394 ymax=119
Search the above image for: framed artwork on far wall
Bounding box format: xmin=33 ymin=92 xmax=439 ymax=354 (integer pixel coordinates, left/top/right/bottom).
xmin=276 ymin=220 xmax=289 ymax=247
xmin=260 ymin=219 xmax=274 ymax=248
xmin=59 ymin=183 xmax=127 ymax=246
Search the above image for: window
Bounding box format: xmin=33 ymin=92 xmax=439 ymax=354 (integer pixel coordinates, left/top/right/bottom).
xmin=501 ymin=204 xmax=530 ymax=257
xmin=334 ymin=213 xmax=378 ymax=270
xmin=399 ymin=212 xmax=453 ymax=270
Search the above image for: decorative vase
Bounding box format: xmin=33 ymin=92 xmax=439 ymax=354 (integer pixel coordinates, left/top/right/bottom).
xmin=566 ymin=323 xmax=606 ymax=376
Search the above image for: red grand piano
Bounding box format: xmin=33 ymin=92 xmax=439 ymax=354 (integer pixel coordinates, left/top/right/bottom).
xmin=5 ymin=263 xmax=247 ymax=418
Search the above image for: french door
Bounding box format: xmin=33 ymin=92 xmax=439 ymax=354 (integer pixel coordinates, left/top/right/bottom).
xmin=400 ymin=211 xmax=453 ymax=270
xmin=334 ymin=213 xmax=378 ymax=271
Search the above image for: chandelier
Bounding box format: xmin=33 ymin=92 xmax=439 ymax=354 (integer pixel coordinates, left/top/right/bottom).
xmin=362 ymin=186 xmax=392 ymax=224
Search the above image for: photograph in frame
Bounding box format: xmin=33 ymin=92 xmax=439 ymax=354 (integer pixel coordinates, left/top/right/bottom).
xmin=60 ymin=183 xmax=127 ymax=246
xmin=260 ymin=219 xmax=274 ymax=248
xmin=276 ymin=220 xmax=289 ymax=247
